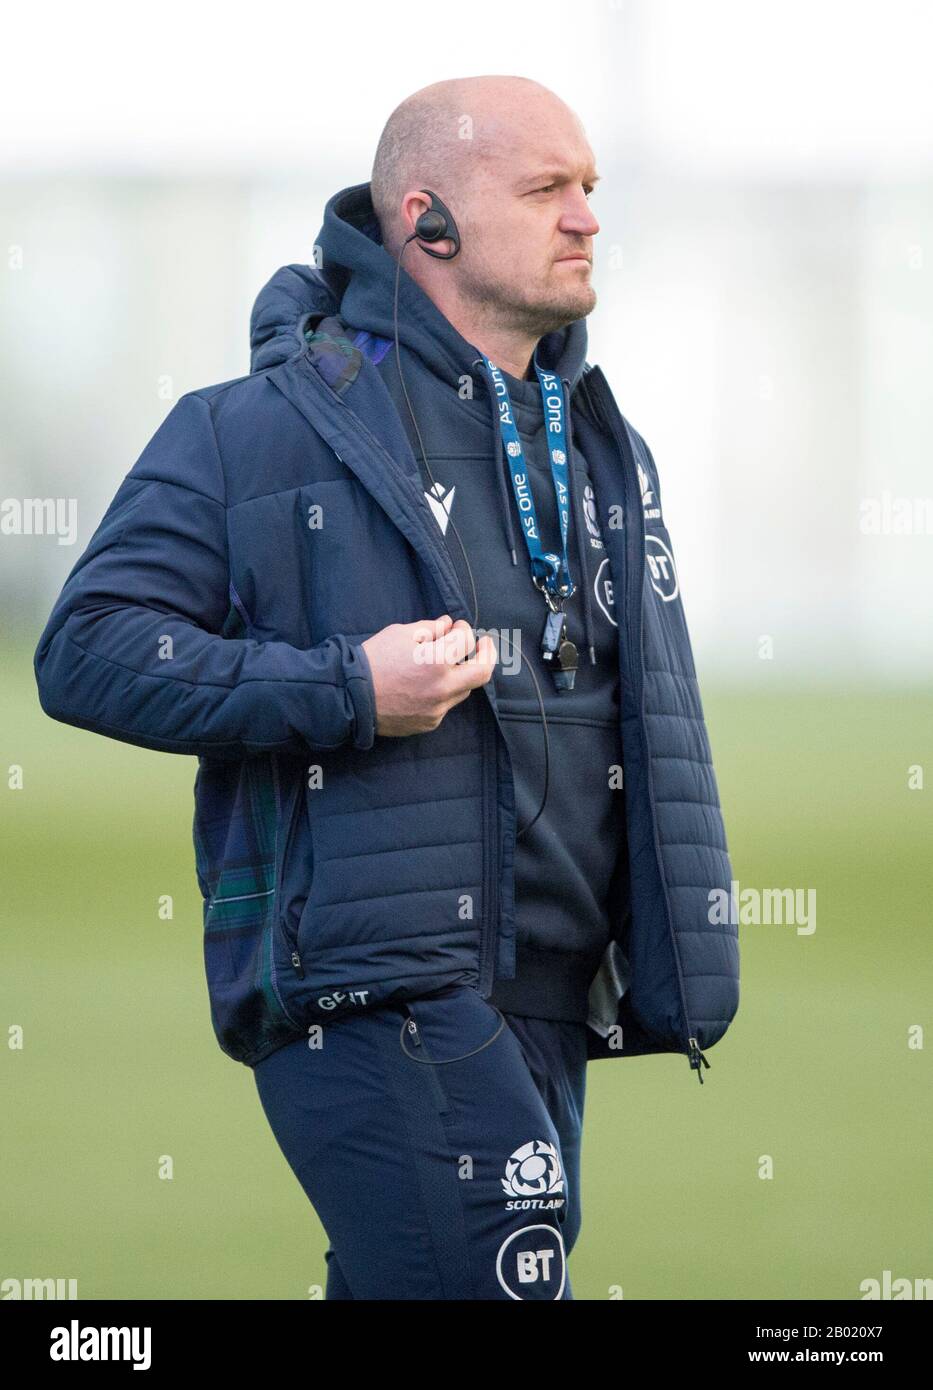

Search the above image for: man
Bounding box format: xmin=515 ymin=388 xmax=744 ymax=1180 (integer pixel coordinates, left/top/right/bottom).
xmin=34 ymin=75 xmax=739 ymax=1300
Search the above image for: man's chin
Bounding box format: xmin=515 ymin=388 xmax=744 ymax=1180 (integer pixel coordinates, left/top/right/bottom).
xmin=575 ymin=285 xmax=597 ymax=317
xmin=547 ymin=286 xmax=597 ymax=325
xmin=499 ymin=285 xmax=597 ymax=337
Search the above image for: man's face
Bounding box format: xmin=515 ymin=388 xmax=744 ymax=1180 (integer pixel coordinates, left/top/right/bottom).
xmin=452 ymin=111 xmax=601 ymax=342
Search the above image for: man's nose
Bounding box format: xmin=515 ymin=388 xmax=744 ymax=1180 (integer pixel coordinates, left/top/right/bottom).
xmin=560 ymin=193 xmax=600 ymax=239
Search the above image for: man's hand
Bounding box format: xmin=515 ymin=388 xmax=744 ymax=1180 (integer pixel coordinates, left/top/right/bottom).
xmin=361 ymin=616 xmax=498 ymax=737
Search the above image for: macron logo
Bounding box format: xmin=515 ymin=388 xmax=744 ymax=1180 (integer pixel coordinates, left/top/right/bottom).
xmin=424 ymin=482 xmax=455 ymax=535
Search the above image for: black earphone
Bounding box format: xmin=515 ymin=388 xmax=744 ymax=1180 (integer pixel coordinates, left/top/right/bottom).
xmin=391 ymin=188 xmax=551 ymax=840
xmin=412 ymin=188 xmax=461 ymax=258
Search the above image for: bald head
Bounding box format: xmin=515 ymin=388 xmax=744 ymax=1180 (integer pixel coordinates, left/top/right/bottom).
xmin=370 ymin=76 xmax=581 ymax=256
xmin=368 ymin=75 xmax=601 ymax=379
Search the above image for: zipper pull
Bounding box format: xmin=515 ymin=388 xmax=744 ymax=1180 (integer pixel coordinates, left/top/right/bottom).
xmin=407 ymin=1017 xmax=421 ymax=1047
xmin=290 ymin=950 xmax=305 ymax=979
xmin=688 ymin=1036 xmax=710 ymax=1083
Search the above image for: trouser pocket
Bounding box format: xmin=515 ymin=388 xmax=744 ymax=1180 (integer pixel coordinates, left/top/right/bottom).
xmin=401 ymin=1004 xmax=452 ymax=1117
xmin=402 ymin=986 xmax=508 ymax=1119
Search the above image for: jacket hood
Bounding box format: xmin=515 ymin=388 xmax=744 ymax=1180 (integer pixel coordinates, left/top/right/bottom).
xmin=249 ymin=181 xmax=590 ymax=393
xmin=249 ymin=262 xmax=338 ymax=374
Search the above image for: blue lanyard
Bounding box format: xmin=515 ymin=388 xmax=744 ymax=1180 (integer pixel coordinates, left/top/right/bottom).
xmin=480 ymin=354 xmax=574 ymax=604
xmin=480 ymin=352 xmax=579 ymax=691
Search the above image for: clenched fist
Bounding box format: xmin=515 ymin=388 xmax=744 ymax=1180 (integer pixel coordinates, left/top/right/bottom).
xmin=361 ymin=615 xmax=498 ymax=737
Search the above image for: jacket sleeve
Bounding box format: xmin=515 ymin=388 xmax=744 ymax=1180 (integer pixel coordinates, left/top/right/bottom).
xmin=33 ymin=391 xmax=377 ymax=760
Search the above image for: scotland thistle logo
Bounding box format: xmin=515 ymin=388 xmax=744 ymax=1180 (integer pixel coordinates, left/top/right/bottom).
xmin=501 ymin=1140 xmax=565 ymax=1211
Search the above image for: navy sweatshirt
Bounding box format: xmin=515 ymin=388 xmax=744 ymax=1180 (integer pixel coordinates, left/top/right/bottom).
xmin=315 ymin=191 xmax=628 ymax=1022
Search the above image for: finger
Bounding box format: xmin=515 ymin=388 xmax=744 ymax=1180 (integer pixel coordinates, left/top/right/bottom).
xmin=428 ymin=614 xmax=455 ymax=646
xmin=472 ymin=633 xmax=498 ymax=676
xmin=413 ymin=614 xmax=456 ymax=646
xmin=442 ymin=620 xmax=477 ymax=666
xmin=447 ymin=634 xmax=498 ymax=690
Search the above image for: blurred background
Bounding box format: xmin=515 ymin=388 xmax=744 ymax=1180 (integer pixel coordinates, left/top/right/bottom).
xmin=2 ymin=0 xmax=931 ymax=1300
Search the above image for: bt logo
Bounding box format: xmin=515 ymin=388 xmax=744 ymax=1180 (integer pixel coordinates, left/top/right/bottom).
xmin=495 ymin=1225 xmax=567 ymax=1300
xmin=646 ymin=535 xmax=679 ymax=602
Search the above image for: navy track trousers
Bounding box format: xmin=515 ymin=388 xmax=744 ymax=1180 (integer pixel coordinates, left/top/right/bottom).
xmin=253 ymin=982 xmax=588 ymax=1300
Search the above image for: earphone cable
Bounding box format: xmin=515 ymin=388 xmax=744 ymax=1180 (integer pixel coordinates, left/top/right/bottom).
xmin=393 ymin=231 xmax=550 ymax=839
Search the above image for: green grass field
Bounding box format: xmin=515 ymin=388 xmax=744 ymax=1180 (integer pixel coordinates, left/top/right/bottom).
xmin=2 ymin=648 xmax=931 ymax=1300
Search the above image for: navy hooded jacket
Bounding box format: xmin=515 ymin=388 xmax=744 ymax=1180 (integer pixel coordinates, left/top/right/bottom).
xmin=33 ymin=180 xmax=740 ymax=1078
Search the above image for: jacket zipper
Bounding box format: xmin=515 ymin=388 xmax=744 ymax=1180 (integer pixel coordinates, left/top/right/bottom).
xmin=281 ymin=347 xmax=509 ymax=1000
xmin=583 ymin=368 xmax=710 ymax=1084
xmin=272 ymin=757 xmax=307 ymax=982
xmin=477 ymin=703 xmax=499 ymax=995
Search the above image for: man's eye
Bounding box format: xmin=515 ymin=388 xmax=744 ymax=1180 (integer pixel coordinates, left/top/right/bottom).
xmin=534 ymin=183 xmax=595 ymax=197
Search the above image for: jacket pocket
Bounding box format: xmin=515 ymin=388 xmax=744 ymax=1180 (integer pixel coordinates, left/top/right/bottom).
xmin=272 ymin=755 xmax=312 ymax=985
